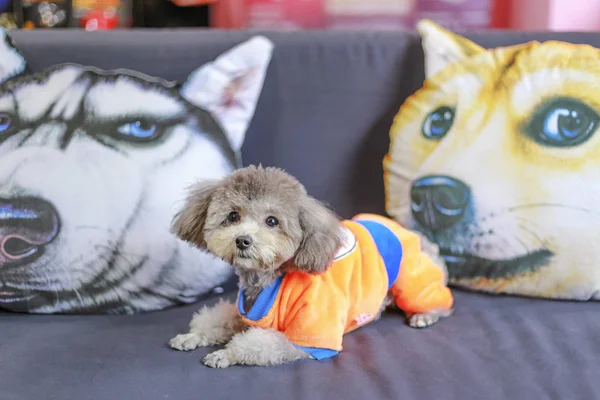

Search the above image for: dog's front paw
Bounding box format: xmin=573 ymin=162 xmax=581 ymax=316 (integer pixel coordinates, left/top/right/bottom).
xmin=407 ymin=309 xmax=453 ymax=329
xmin=203 ymin=350 xmax=233 ymax=369
xmin=169 ymin=333 xmax=207 ymax=351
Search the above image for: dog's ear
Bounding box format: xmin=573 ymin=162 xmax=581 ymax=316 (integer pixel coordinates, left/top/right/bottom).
xmin=0 ymin=29 xmax=27 ymax=84
xmin=293 ymin=196 xmax=344 ymax=274
xmin=416 ymin=19 xmax=485 ymax=79
xmin=171 ymin=180 xmax=219 ymax=249
xmin=180 ymin=36 xmax=273 ymax=153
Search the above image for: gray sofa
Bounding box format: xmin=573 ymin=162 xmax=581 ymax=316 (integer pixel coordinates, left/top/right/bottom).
xmin=3 ymin=29 xmax=600 ymax=400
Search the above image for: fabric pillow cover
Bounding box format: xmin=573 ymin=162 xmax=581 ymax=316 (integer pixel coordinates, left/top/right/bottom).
xmin=0 ymin=30 xmax=273 ymax=313
xmin=385 ymin=20 xmax=600 ymax=301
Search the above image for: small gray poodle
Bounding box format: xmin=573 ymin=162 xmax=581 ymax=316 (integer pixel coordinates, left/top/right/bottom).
xmin=168 ymin=165 xmax=453 ymax=368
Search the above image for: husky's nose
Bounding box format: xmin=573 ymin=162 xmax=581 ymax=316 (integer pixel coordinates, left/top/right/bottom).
xmin=0 ymin=197 xmax=60 ymax=267
xmin=235 ymin=235 xmax=253 ymax=250
xmin=410 ymin=175 xmax=470 ymax=231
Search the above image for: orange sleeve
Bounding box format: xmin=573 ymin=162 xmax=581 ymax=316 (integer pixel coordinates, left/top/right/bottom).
xmin=281 ymin=277 xmax=350 ymax=359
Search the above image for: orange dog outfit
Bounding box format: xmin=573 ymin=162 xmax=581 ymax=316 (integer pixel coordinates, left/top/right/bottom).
xmin=237 ymin=213 xmax=454 ymax=360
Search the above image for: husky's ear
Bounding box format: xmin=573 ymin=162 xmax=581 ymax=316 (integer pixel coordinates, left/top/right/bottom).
xmin=417 ymin=19 xmax=485 ymax=79
xmin=181 ymin=36 xmax=274 ymax=153
xmin=0 ymin=29 xmax=26 ymax=84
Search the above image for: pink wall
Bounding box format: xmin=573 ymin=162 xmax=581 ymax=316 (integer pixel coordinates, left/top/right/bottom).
xmin=511 ymin=0 xmax=600 ymax=31
xmin=549 ymin=0 xmax=600 ymax=31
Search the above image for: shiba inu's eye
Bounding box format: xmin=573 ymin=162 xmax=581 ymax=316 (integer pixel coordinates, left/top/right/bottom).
xmin=0 ymin=113 xmax=12 ymax=132
xmin=422 ymin=106 xmax=454 ymax=139
xmin=528 ymin=98 xmax=599 ymax=147
xmin=117 ymin=121 xmax=158 ymax=140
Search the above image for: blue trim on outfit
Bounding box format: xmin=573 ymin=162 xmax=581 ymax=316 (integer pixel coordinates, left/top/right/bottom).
xmin=238 ymin=275 xmax=284 ymax=321
xmin=238 ymin=275 xmax=340 ymax=360
xmin=355 ymin=219 xmax=403 ymax=289
xmin=294 ymin=346 xmax=339 ymax=360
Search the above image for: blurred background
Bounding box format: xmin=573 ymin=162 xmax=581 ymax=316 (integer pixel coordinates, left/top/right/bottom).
xmin=0 ymin=0 xmax=597 ymax=31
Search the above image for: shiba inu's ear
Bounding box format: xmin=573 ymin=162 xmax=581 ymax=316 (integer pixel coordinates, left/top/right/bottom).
xmin=416 ymin=19 xmax=485 ymax=79
xmin=181 ymin=36 xmax=274 ymax=153
xmin=0 ymin=29 xmax=26 ymax=84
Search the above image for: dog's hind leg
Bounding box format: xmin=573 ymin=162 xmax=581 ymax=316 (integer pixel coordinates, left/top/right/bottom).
xmin=169 ymin=299 xmax=245 ymax=351
xmin=202 ymin=328 xmax=309 ymax=368
xmin=406 ymin=308 xmax=454 ymax=328
xmin=389 ymin=229 xmax=454 ymax=328
xmin=374 ymin=294 xmax=394 ymax=321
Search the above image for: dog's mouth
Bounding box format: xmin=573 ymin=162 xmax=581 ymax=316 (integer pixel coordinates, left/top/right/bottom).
xmin=0 ymin=286 xmax=36 ymax=304
xmin=441 ymin=249 xmax=554 ymax=280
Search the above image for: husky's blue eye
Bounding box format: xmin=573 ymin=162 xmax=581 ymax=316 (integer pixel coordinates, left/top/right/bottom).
xmin=422 ymin=106 xmax=454 ymax=139
xmin=117 ymin=121 xmax=157 ymax=139
xmin=528 ymin=99 xmax=599 ymax=147
xmin=0 ymin=113 xmax=12 ymax=132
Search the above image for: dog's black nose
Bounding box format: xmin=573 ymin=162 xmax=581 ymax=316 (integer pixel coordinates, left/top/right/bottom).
xmin=410 ymin=175 xmax=470 ymax=231
xmin=0 ymin=197 xmax=60 ymax=267
xmin=235 ymin=235 xmax=253 ymax=250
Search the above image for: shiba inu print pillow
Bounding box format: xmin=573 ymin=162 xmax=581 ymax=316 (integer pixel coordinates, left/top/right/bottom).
xmin=385 ymin=20 xmax=600 ymax=301
xmin=0 ymin=30 xmax=274 ymax=313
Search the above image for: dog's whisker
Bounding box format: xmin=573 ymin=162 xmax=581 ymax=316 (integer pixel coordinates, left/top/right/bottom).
xmin=53 ymin=287 xmax=60 ymax=308
xmin=79 ymin=250 xmax=128 ymax=282
xmin=438 ymin=204 xmax=600 ymax=239
xmin=72 ymin=286 xmax=85 ymax=306
xmin=497 ymin=229 xmax=534 ymax=256
xmin=506 ymin=203 xmax=600 ymax=216
xmin=494 ymin=214 xmax=546 ymax=242
xmin=73 ymin=225 xmax=115 ymax=234
xmin=481 ymin=232 xmax=518 ymax=259
xmin=93 ymin=244 xmax=144 ymax=260
xmin=515 ymin=224 xmax=546 ymax=250
xmin=53 ymin=255 xmax=89 ymax=308
xmin=513 ymin=217 xmax=551 ymax=247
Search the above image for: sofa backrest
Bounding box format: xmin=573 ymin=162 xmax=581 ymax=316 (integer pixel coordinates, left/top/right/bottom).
xmin=12 ymin=29 xmax=600 ymax=218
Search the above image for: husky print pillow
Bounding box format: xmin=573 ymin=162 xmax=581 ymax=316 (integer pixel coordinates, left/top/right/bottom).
xmin=0 ymin=31 xmax=274 ymax=313
xmin=384 ymin=20 xmax=600 ymax=301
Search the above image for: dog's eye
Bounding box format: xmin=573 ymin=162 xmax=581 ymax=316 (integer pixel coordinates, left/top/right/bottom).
xmin=227 ymin=211 xmax=240 ymax=223
xmin=0 ymin=113 xmax=12 ymax=132
xmin=422 ymin=106 xmax=454 ymax=140
xmin=265 ymin=216 xmax=278 ymax=227
xmin=117 ymin=121 xmax=158 ymax=140
xmin=527 ymin=98 xmax=599 ymax=147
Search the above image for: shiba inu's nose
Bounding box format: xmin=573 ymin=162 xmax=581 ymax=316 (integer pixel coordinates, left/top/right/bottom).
xmin=0 ymin=197 xmax=60 ymax=267
xmin=411 ymin=175 xmax=470 ymax=231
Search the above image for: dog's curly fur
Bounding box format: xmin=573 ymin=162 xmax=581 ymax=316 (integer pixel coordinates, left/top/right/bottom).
xmin=169 ymin=165 xmax=449 ymax=368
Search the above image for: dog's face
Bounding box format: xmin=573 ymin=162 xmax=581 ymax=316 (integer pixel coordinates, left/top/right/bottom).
xmin=385 ymin=21 xmax=600 ymax=299
xmin=173 ymin=166 xmax=344 ymax=275
xmin=0 ymin=65 xmax=235 ymax=312
xmin=204 ymin=167 xmax=305 ymax=271
xmin=0 ymin=34 xmax=273 ymax=313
